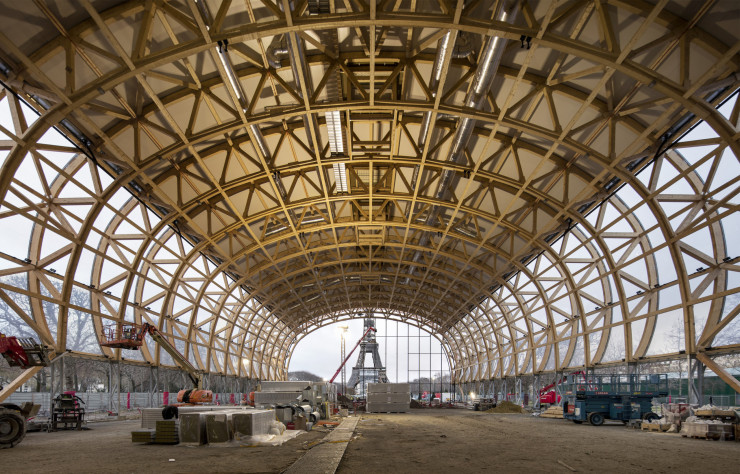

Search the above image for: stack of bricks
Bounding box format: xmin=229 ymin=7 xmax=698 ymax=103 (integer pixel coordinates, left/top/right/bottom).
xmin=365 ymin=383 xmax=410 ymax=413
xmin=154 ymin=420 xmax=179 ymax=444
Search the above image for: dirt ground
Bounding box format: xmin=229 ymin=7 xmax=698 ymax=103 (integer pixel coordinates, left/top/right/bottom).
xmin=3 ymin=410 xmax=739 ymax=473
xmin=2 ymin=419 xmax=324 ymax=473
xmin=339 ymin=410 xmax=740 ymax=473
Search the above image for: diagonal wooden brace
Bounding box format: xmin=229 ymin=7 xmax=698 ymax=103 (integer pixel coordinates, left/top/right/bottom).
xmin=0 ymin=366 xmax=44 ymax=403
xmin=695 ymin=352 xmax=740 ymax=394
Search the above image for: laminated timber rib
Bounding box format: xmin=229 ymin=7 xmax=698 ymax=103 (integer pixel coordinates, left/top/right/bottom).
xmin=0 ymin=0 xmax=738 ymax=384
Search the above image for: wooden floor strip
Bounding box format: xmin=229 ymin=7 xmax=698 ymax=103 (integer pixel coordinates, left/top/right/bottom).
xmin=283 ymin=417 xmax=359 ymax=474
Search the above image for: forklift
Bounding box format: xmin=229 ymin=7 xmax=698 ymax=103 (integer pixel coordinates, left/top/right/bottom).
xmin=562 ymin=373 xmax=667 ymax=426
xmin=0 ymin=331 xmax=50 ymax=448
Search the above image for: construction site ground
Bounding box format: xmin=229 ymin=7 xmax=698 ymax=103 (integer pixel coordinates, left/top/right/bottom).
xmin=340 ymin=410 xmax=739 ymax=473
xmin=3 ymin=409 xmax=739 ymax=473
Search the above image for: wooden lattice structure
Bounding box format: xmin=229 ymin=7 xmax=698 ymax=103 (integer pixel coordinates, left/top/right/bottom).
xmin=0 ymin=0 xmax=737 ymax=384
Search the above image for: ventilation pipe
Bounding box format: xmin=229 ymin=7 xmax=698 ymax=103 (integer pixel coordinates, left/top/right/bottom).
xmin=278 ymin=1 xmax=322 ymax=153
xmin=406 ymin=1 xmax=520 ymax=282
xmin=266 ymin=39 xmax=289 ymax=69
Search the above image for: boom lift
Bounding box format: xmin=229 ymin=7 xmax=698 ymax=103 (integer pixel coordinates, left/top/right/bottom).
xmin=329 ymin=325 xmax=376 ymax=385
xmin=538 ymin=371 xmax=584 ymax=407
xmin=101 ymin=323 xmax=212 ymax=404
xmin=0 ymin=331 xmax=50 ymax=448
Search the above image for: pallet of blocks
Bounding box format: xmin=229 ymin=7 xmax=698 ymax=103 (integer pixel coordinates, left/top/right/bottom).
xmin=253 ymin=380 xmax=310 ymax=406
xmin=366 ymin=383 xmax=410 ymax=413
xmin=154 ymin=420 xmax=179 ymax=444
xmin=539 ymin=405 xmax=564 ymax=419
xmin=131 ymin=429 xmax=155 ymax=443
xmin=680 ymin=405 xmax=738 ymax=441
xmin=681 ymin=421 xmax=735 ymax=440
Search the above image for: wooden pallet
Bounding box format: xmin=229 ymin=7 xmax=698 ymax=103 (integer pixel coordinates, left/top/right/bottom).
xmin=683 ymin=433 xmax=734 ymax=441
xmin=539 ymin=406 xmax=564 ymax=419
xmin=682 ymin=421 xmax=735 ymax=441
xmin=641 ymin=422 xmax=671 ymax=432
xmin=695 ymin=409 xmax=736 ymax=418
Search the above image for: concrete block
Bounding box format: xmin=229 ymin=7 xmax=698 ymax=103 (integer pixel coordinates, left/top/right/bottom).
xmin=275 ymin=407 xmax=293 ymax=424
xmin=260 ymin=381 xmax=311 ymax=392
xmin=205 ymin=413 xmax=232 ymax=443
xmin=367 ymin=393 xmax=410 ymax=404
xmin=367 ymin=383 xmax=410 ymax=394
xmin=179 ymin=413 xmax=206 ymax=445
xmin=232 ymin=409 xmax=274 ymax=437
xmin=141 ymin=408 xmax=165 ymax=429
xmin=254 ymin=391 xmax=302 ymax=405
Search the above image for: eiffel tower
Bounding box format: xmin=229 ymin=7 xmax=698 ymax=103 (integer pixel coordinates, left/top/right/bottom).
xmin=347 ymin=317 xmax=389 ymax=396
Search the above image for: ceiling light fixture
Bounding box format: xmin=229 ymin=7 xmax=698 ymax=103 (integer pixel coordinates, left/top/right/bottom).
xmin=333 ymin=162 xmax=348 ymax=193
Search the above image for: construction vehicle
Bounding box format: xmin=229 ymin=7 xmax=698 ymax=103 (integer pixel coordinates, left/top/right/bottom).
xmin=101 ymin=322 xmax=212 ymax=405
xmin=472 ymin=397 xmax=496 ymax=411
xmin=562 ymin=373 xmax=667 ymax=426
xmin=1 ymin=331 xmax=50 ymax=448
xmin=328 ymin=325 xmax=376 ymax=385
xmin=538 ymin=371 xmax=584 ymax=407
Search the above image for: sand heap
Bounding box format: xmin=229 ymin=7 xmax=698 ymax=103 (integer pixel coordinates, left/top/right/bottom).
xmin=485 ymin=401 xmax=525 ymax=414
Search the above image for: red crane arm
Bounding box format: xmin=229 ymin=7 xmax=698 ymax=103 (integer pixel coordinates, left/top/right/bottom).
xmin=329 ymin=326 xmax=375 ymax=384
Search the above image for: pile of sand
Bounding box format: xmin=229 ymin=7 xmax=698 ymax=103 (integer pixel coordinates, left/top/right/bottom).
xmin=485 ymin=401 xmax=525 ymax=414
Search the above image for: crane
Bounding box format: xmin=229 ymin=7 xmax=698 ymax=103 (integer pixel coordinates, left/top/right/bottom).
xmin=101 ymin=322 xmax=212 ymax=404
xmin=329 ymin=326 xmax=376 ymax=384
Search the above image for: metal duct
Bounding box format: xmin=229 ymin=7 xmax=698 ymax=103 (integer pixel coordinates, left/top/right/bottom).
xmin=406 ymin=1 xmax=519 ymax=281
xmin=411 ymin=31 xmax=453 ymax=189
xmin=281 ymin=1 xmax=322 ymax=153
xmin=266 ymin=36 xmax=289 ymax=69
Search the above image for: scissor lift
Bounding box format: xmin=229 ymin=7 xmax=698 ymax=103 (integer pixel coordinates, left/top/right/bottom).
xmin=562 ymin=373 xmax=668 ymax=426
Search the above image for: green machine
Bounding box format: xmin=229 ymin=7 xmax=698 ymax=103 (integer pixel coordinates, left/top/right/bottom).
xmin=562 ymin=373 xmax=668 ymax=426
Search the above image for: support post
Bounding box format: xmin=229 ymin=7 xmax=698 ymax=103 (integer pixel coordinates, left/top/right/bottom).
xmin=50 ymin=354 xmax=66 ymax=417
xmin=687 ymin=355 xmax=705 ymax=405
xmin=554 ymin=371 xmax=564 ymax=407
xmin=148 ymin=365 xmax=158 ymax=408
xmin=108 ymin=360 xmax=121 ymax=415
